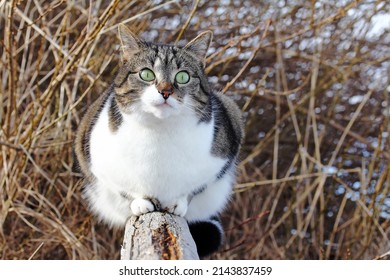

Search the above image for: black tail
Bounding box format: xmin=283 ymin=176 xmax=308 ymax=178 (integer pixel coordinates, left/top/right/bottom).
xmin=188 ymin=216 xmax=223 ymax=258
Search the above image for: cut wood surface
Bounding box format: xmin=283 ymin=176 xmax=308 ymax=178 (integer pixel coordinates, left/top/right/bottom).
xmin=120 ymin=212 xmax=199 ymax=260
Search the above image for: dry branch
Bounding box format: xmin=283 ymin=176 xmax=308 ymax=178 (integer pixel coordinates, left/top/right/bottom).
xmin=120 ymin=212 xmax=199 ymax=260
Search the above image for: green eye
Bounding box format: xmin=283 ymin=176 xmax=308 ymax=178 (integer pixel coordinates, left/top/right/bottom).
xmin=139 ymin=68 xmax=155 ymax=81
xmin=175 ymin=71 xmax=190 ymax=84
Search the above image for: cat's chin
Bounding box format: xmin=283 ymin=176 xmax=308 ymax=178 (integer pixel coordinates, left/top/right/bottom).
xmin=143 ymin=102 xmax=180 ymax=120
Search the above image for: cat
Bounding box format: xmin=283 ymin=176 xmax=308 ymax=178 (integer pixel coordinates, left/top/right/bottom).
xmin=74 ymin=24 xmax=244 ymax=257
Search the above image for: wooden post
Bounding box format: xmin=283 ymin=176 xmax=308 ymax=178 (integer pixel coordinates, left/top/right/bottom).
xmin=120 ymin=212 xmax=199 ymax=260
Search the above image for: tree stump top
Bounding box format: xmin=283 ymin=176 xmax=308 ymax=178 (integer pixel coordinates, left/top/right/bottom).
xmin=121 ymin=212 xmax=199 ymax=260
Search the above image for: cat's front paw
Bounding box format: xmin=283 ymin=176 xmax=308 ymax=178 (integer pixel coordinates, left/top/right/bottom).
xmin=166 ymin=197 xmax=188 ymax=217
xmin=131 ymin=198 xmax=155 ymax=216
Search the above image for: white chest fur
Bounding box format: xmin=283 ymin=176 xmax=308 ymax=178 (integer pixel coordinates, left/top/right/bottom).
xmin=89 ymin=98 xmax=226 ymax=206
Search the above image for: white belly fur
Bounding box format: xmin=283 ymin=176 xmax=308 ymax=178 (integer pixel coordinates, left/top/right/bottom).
xmin=89 ymin=99 xmax=227 ymax=223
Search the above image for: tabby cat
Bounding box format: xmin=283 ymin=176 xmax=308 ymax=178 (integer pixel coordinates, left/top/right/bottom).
xmin=74 ymin=24 xmax=244 ymax=257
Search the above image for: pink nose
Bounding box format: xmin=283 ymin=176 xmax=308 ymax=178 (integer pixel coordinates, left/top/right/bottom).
xmin=157 ymin=82 xmax=173 ymax=100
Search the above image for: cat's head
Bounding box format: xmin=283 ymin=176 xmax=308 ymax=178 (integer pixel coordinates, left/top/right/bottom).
xmin=113 ymin=24 xmax=213 ymax=121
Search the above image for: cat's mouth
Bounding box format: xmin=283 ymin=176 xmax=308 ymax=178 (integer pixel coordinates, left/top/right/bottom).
xmin=155 ymin=102 xmax=172 ymax=108
xmin=152 ymin=99 xmax=177 ymax=109
xmin=145 ymin=98 xmax=182 ymax=119
xmin=140 ymin=86 xmax=181 ymax=119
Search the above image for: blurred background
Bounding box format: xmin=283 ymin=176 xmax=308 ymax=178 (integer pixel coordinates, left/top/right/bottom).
xmin=0 ymin=0 xmax=389 ymax=259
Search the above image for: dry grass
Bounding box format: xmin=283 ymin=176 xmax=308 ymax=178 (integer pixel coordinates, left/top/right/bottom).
xmin=1 ymin=0 xmax=389 ymax=259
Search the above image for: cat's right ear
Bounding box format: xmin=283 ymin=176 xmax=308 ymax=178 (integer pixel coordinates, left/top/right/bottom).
xmin=118 ymin=24 xmax=143 ymax=61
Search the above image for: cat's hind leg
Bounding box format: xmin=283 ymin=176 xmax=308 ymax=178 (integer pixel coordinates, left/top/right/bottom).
xmin=184 ymin=174 xmax=235 ymax=257
xmin=83 ymin=183 xmax=132 ymax=227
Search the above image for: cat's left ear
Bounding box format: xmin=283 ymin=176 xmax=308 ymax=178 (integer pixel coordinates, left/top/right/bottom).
xmin=184 ymin=31 xmax=213 ymax=66
xmin=118 ymin=24 xmax=144 ymax=61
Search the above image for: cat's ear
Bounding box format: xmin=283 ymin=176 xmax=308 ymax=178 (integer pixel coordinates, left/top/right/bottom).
xmin=184 ymin=31 xmax=213 ymax=66
xmin=118 ymin=24 xmax=143 ymax=61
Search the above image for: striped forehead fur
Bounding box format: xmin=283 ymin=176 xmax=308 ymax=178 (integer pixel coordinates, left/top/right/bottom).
xmin=145 ymin=42 xmax=206 ymax=77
